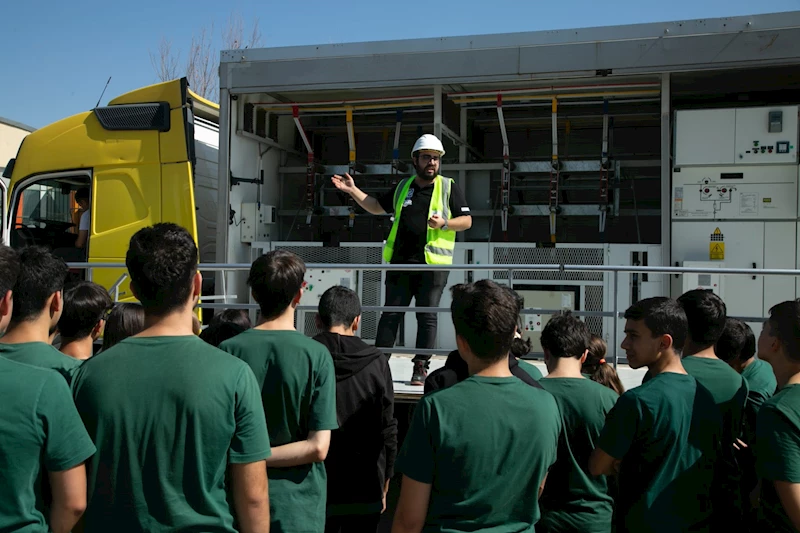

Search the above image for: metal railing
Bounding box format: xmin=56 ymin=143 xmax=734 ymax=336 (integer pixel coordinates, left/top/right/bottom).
xmin=68 ymin=261 xmax=800 ymax=367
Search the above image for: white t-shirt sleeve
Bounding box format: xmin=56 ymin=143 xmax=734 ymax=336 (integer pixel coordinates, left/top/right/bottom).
xmin=79 ymin=210 xmax=90 ymax=232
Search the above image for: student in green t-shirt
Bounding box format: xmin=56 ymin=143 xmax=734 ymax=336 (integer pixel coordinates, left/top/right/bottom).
xmin=717 ymin=316 xmax=777 ymax=527
xmin=220 ymin=250 xmax=338 ymax=533
xmin=393 ymin=280 xmax=561 ymax=533
xmin=755 ymin=299 xmax=800 ymax=532
xmin=57 ymin=281 xmax=113 ymax=361
xmin=0 ymin=245 xmax=96 ymax=533
xmin=677 ymin=289 xmax=748 ymax=525
xmin=718 ymin=318 xmax=777 ymax=422
xmin=590 ymin=297 xmax=723 ymax=533
xmin=538 ymin=311 xmax=619 ymax=533
xmin=72 ymin=224 xmax=272 ymax=533
xmin=0 ymin=246 xmax=81 ymax=384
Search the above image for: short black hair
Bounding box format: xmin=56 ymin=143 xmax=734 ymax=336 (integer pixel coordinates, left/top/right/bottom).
xmin=0 ymin=245 xmax=20 ymax=299
xmin=677 ymin=289 xmax=727 ymax=347
xmin=248 ymin=250 xmax=305 ymax=320
xmin=541 ymin=311 xmax=591 ymax=358
xmin=624 ymin=297 xmax=688 ymax=354
xmin=102 ymin=303 xmax=145 ymax=351
xmin=75 ymin=187 xmax=90 ymax=202
xmin=126 ymin=223 xmax=198 ymax=315
xmin=57 ymin=281 xmax=113 ymax=339
xmin=716 ymin=318 xmax=756 ymax=363
xmin=318 ymin=285 xmax=361 ymax=329
xmin=11 ymin=246 xmax=68 ymax=323
xmin=766 ymin=300 xmax=800 ymax=362
xmin=200 ymin=322 xmax=247 ymax=347
xmin=451 ymin=279 xmax=519 ymax=362
xmin=210 ymin=308 xmax=251 ymax=330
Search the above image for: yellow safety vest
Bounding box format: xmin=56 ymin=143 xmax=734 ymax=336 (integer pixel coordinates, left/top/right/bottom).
xmin=383 ymin=175 xmax=456 ymax=265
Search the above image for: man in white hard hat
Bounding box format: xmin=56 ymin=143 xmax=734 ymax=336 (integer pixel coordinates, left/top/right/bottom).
xmin=332 ymin=134 xmax=472 ymax=385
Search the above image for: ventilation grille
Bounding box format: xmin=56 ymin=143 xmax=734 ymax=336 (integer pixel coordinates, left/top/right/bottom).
xmin=94 ymin=102 xmax=170 ymax=132
xmin=274 ymin=245 xmax=383 ymax=340
xmin=585 ymin=285 xmax=604 ymax=336
xmin=493 ymin=247 xmax=604 ymax=281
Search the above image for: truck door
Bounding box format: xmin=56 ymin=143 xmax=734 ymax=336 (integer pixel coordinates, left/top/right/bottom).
xmin=90 ymin=78 xmax=200 ymax=299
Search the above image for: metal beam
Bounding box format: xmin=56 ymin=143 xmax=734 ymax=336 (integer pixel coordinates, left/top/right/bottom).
xmin=433 ymin=85 xmax=443 ymax=140
xmin=281 ymin=206 xmax=661 ymax=217
xmin=661 ymin=73 xmax=671 ymax=288
xmin=215 ymin=88 xmax=232 ymax=303
xmin=235 ymin=130 xmax=304 ymax=157
xmin=278 ymin=159 xmax=663 ymax=174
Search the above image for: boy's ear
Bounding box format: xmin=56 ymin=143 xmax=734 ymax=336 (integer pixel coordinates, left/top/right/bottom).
xmin=580 ymin=349 xmax=589 ymax=365
xmin=352 ymin=315 xmax=361 ymax=332
xmin=91 ymin=319 xmax=105 ymax=340
xmin=292 ymin=287 xmax=303 ymax=307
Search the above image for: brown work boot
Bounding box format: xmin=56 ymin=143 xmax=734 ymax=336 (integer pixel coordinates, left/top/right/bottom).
xmin=410 ymin=360 xmax=428 ymax=386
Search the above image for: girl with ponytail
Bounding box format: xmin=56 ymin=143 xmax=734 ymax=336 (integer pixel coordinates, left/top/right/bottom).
xmin=582 ymin=334 xmax=625 ymax=395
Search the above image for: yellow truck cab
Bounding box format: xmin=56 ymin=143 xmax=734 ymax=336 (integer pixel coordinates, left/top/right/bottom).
xmin=2 ymin=78 xmax=219 ymax=300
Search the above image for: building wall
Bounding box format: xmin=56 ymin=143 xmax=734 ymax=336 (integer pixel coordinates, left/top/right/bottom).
xmin=0 ymin=119 xmax=34 ymax=186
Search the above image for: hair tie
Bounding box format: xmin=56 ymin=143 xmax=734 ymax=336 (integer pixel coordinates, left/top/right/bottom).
xmin=599 ymin=359 xmax=606 ymax=364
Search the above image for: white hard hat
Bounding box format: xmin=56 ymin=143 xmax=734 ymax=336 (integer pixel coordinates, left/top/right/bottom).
xmin=412 ymin=134 xmax=445 ymax=157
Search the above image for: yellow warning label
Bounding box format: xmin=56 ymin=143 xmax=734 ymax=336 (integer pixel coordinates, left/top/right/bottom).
xmin=710 ymin=228 xmax=725 ymax=260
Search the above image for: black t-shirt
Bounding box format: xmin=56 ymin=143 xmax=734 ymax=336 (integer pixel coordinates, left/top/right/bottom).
xmin=377 ymin=177 xmax=470 ymax=264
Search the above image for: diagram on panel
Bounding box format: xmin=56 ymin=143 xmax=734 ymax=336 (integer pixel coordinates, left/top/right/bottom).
xmin=696 ymin=176 xmax=736 ymax=216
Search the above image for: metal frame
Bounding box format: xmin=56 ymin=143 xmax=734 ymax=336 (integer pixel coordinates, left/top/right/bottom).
xmin=70 ymin=260 xmax=800 ymax=368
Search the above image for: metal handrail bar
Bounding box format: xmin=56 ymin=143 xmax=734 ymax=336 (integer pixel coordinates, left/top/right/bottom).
xmin=66 ymin=262 xmax=800 ymax=277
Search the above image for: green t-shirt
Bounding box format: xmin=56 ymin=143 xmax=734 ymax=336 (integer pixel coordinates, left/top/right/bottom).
xmin=0 ymin=341 xmax=81 ymax=384
xmin=539 ymin=377 xmax=619 ymax=533
xmin=517 ymin=359 xmax=543 ymax=380
xmin=756 ymin=384 xmax=800 ymax=533
xmin=597 ymin=372 xmax=721 ymax=532
xmin=683 ymin=356 xmax=748 ymax=444
xmin=742 ymin=358 xmax=777 ymax=420
xmin=741 ymin=358 xmax=778 ymax=455
xmin=396 ymin=375 xmax=561 ymax=532
xmin=72 ymin=336 xmax=271 ymax=533
xmin=0 ymin=357 xmax=96 ymax=533
xmin=220 ymin=329 xmax=338 ymax=533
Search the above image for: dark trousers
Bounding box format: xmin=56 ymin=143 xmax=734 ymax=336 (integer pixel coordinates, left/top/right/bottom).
xmin=324 ymin=513 xmax=381 ymax=533
xmin=375 ymin=270 xmax=449 ymax=363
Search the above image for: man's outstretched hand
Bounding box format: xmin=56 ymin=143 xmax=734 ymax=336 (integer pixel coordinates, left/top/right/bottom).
xmin=331 ymin=173 xmax=357 ymax=195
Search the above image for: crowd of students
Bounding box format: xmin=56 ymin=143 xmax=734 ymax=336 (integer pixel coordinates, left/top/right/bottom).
xmin=1 ymin=222 xmax=800 ymax=533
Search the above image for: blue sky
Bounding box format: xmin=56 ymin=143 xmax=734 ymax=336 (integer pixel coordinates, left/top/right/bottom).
xmin=2 ymin=0 xmax=799 ymax=129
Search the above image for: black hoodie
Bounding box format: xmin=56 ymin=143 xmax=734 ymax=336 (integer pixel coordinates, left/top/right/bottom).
xmin=313 ymin=332 xmax=398 ymax=516
xmin=424 ymin=350 xmax=543 ymax=395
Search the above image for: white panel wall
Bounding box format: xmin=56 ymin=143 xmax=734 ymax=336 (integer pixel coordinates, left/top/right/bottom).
xmin=675 ymin=109 xmax=736 ymax=166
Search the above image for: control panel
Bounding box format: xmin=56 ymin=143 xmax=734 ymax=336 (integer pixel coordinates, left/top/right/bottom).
xmin=675 ymin=106 xmax=799 ymax=166
xmin=516 ymin=287 xmax=577 ymax=354
xmin=735 ymin=106 xmax=799 ymax=165
xmin=299 ymin=268 xmax=357 ymax=307
xmin=672 ymin=165 xmax=797 ymax=220
xmin=240 ymin=203 xmax=277 ymax=243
